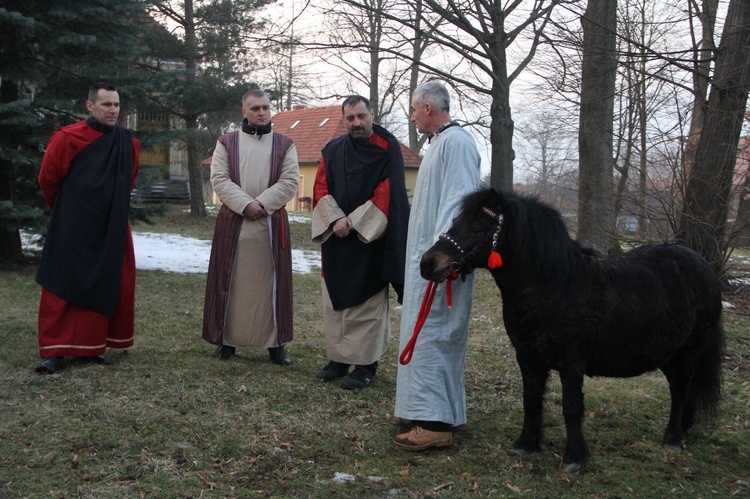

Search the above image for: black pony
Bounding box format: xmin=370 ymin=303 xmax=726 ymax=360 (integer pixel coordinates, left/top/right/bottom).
xmin=420 ymin=188 xmax=724 ymax=473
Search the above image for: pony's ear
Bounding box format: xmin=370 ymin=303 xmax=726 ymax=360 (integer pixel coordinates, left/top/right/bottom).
xmin=487 ymin=187 xmax=501 ymax=206
xmin=489 ymin=187 xmax=507 ymax=213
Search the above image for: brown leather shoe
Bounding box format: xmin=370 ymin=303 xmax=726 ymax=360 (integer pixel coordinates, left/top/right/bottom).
xmin=393 ymin=426 xmax=453 ymax=451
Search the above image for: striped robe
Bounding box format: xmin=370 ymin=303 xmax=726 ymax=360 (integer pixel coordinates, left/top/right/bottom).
xmin=202 ymin=130 xmax=299 ymax=348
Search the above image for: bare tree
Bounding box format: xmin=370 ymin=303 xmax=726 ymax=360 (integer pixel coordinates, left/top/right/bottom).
xmin=685 ymin=0 xmax=720 ymax=150
xmin=346 ymin=0 xmax=574 ymax=191
xmin=677 ymin=0 xmax=750 ymax=275
xmin=300 ymin=0 xmax=411 ymax=127
xmin=577 ymin=0 xmax=618 ymax=254
xmin=516 ymin=116 xmax=578 ymax=207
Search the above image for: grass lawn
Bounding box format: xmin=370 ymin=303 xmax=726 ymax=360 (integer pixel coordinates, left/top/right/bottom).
xmin=2 ymin=206 xmax=749 ymax=497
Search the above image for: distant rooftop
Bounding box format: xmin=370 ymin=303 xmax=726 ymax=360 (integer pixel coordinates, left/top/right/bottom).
xmin=271 ymin=105 xmax=422 ymax=168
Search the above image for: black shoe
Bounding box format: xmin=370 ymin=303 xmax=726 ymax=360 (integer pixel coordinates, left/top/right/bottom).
xmin=88 ymin=355 xmax=112 ymax=365
xmin=269 ymin=346 xmax=292 ymax=366
xmin=315 ymin=361 xmax=350 ymax=381
xmin=35 ymin=356 xmax=61 ymax=374
xmin=213 ymin=345 xmax=236 ymax=360
xmin=340 ymin=364 xmax=376 ymax=391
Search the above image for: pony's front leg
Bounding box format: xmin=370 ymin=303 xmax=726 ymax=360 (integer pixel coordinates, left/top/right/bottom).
xmin=559 ymin=369 xmax=589 ymax=473
xmin=512 ymin=359 xmax=548 ymax=456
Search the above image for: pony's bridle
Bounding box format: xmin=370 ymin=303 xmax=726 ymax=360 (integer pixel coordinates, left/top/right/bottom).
xmin=438 ymin=206 xmax=504 ymax=275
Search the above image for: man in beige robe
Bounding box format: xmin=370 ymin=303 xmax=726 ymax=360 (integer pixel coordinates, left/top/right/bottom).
xmin=203 ymin=89 xmax=299 ymax=366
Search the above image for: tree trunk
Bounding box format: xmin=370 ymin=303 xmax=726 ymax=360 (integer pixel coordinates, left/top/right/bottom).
xmin=677 ymin=0 xmax=750 ymax=275
xmin=487 ymin=10 xmax=514 ymax=192
xmin=408 ymin=0 xmax=425 ymax=155
xmin=687 ymin=0 xmax=720 ymax=145
xmin=184 ymin=0 xmax=206 ymax=217
xmin=0 ymin=79 xmax=23 ymax=265
xmin=186 ymin=115 xmax=207 ymax=217
xmin=577 ymin=0 xmax=618 ymax=254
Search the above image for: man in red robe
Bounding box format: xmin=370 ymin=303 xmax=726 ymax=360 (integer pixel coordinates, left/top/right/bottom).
xmin=312 ymin=95 xmax=409 ymax=390
xmin=35 ymin=83 xmax=140 ymax=374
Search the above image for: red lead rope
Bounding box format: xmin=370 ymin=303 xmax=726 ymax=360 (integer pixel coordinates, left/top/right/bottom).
xmin=399 ymin=269 xmax=458 ymax=365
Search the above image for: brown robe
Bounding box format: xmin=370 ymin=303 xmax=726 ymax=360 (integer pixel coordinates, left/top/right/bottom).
xmin=203 ymin=131 xmax=299 ymax=347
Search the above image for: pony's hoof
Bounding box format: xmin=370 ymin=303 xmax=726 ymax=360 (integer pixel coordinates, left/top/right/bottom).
xmin=561 ymin=461 xmax=583 ymax=473
xmin=512 ymin=448 xmax=533 ymax=457
xmin=664 ymin=443 xmax=682 ymax=452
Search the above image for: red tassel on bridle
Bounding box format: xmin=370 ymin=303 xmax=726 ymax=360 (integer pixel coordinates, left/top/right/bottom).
xmin=488 ymin=250 xmax=503 ymax=269
xmin=482 ymin=206 xmax=504 ymax=270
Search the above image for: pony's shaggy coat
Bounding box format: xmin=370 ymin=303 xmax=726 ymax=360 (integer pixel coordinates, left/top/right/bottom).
xmin=420 ymin=188 xmax=724 ymax=472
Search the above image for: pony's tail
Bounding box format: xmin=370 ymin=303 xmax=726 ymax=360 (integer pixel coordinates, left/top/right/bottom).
xmin=690 ymin=317 xmax=725 ymax=421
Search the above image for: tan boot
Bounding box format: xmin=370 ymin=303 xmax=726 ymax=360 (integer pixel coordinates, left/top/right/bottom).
xmin=393 ymin=425 xmax=453 ymax=451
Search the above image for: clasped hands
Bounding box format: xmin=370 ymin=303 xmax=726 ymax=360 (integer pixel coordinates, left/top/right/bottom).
xmin=332 ymin=217 xmax=353 ymax=238
xmin=243 ymin=200 xmax=267 ymax=221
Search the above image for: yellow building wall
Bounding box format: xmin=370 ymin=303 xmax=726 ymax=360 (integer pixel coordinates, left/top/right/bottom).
xmin=292 ymin=163 xmax=418 ymax=212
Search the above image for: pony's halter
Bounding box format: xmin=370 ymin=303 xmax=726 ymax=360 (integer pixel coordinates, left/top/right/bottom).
xmin=482 ymin=207 xmax=504 ymax=257
xmin=438 ymin=206 xmax=504 ymax=275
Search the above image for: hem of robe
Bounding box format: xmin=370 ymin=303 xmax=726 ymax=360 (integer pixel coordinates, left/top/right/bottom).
xmin=38 ymin=234 xmax=136 ymax=358
xmin=321 ymin=282 xmax=390 ymax=365
xmin=221 ymin=218 xmax=291 ymax=349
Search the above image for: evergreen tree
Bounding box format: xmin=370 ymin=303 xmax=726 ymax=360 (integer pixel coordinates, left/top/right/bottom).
xmin=0 ymin=0 xmax=153 ymax=265
xmin=145 ymin=0 xmax=276 ymax=216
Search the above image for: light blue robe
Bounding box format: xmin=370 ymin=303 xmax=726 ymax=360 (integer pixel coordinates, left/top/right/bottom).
xmin=394 ymin=125 xmax=481 ymax=426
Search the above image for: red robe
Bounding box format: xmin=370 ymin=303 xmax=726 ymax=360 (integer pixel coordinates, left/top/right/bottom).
xmin=37 ymin=120 xmax=140 ymax=358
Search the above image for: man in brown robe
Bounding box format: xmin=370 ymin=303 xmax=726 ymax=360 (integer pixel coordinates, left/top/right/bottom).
xmin=203 ymin=89 xmax=299 ymax=365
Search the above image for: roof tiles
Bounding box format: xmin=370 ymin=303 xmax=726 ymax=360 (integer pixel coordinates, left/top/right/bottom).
xmin=271 ymin=106 xmax=422 ymax=168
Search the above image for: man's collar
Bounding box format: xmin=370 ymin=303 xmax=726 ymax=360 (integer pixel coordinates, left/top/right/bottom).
xmin=86 ymin=116 xmax=114 ymax=133
xmin=428 ymin=120 xmax=459 ymax=143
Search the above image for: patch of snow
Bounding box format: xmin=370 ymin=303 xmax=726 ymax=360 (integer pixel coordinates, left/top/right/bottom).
xmin=20 ymin=230 xmax=321 ymax=275
xmin=331 ymin=472 xmax=356 ymax=484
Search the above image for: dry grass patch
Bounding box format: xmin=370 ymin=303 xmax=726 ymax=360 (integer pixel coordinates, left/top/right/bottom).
xmin=2 ymin=209 xmax=749 ymax=497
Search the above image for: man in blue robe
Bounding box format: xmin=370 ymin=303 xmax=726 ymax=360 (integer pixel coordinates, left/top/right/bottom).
xmin=394 ymin=82 xmax=481 ymax=450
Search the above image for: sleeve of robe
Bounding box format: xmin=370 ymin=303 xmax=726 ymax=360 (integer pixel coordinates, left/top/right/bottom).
xmin=311 ymin=158 xmax=389 ymax=244
xmin=210 ymin=139 xmax=251 ymax=215
xmin=256 ymin=142 xmax=300 ymax=213
xmin=39 ymin=129 xmax=77 ymax=208
xmin=311 ymin=158 xmax=344 ymax=244
xmin=348 ymin=179 xmax=389 ymax=244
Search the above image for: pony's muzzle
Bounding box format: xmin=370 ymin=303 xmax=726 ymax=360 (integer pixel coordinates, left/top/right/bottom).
xmin=420 ymin=250 xmax=452 ymax=282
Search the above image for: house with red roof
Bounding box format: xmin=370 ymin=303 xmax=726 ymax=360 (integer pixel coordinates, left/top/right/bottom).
xmin=205 ymin=106 xmax=422 ymax=211
xmin=270 ymin=105 xmax=422 ymax=211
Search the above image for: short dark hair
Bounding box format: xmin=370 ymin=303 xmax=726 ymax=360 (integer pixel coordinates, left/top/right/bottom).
xmin=88 ymin=83 xmax=117 ymax=103
xmin=242 ymin=89 xmax=268 ymax=105
xmin=341 ymin=95 xmax=371 ymax=115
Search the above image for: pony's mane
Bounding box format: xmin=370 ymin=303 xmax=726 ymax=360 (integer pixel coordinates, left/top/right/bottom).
xmin=469 ymin=189 xmax=589 ymax=279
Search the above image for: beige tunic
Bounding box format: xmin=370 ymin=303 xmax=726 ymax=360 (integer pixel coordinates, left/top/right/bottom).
xmin=313 ymin=174 xmax=390 ymax=365
xmin=210 ymin=131 xmax=299 ymax=348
